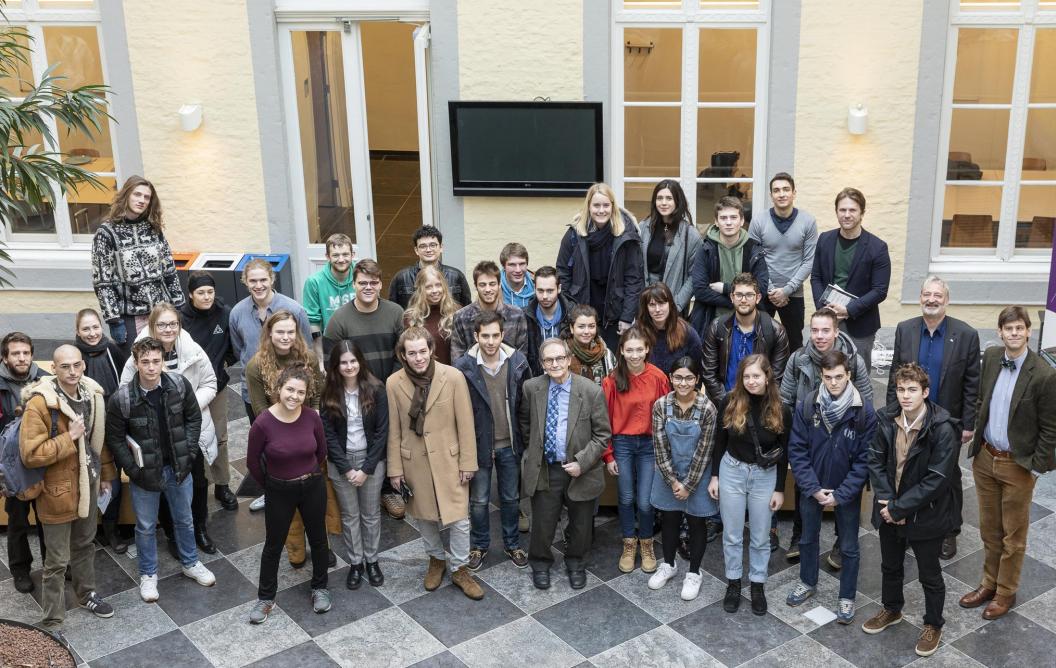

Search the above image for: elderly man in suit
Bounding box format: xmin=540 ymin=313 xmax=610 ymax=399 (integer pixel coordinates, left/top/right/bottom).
xmin=886 ymin=275 xmax=980 ymax=559
xmin=810 ymin=187 xmax=891 ymax=372
xmin=520 ymin=337 xmax=611 ymax=591
xmin=958 ymin=306 xmax=1056 ymax=620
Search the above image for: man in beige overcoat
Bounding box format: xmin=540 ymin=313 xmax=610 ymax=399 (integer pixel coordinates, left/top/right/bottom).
xmin=387 ymin=326 xmax=484 ymax=599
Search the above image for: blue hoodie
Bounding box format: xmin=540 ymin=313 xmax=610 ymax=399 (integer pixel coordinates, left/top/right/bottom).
xmin=500 ymin=270 xmax=535 ymax=309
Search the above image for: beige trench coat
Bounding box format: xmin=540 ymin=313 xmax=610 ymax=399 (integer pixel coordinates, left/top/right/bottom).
xmin=386 ymin=363 xmax=477 ymax=525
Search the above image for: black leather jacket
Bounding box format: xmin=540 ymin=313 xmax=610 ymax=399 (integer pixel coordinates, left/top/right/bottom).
xmin=700 ymin=311 xmax=790 ymax=405
xmin=388 ymin=262 xmax=472 ymax=309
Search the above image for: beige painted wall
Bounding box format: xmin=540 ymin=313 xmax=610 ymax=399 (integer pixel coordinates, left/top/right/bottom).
xmin=122 ymin=1 xmax=270 ymax=254
xmin=456 ymin=0 xmax=584 ymax=276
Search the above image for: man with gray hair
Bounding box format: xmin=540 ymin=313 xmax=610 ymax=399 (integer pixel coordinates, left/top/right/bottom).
xmin=519 ymin=337 xmax=610 ymax=591
xmin=886 ymin=275 xmax=980 ymax=559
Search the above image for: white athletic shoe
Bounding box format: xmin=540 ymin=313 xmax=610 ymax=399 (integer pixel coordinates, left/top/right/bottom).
xmin=249 ymin=495 xmax=266 ymax=512
xmin=681 ymin=572 xmax=704 ymax=601
xmin=648 ymin=562 xmax=678 ymax=590
xmin=182 ymin=561 xmax=216 ymax=587
xmin=139 ymin=574 xmax=159 ymax=602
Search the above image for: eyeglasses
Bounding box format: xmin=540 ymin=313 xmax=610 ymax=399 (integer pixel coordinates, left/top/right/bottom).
xmin=356 ymin=280 xmax=381 ymax=288
xmin=542 ymin=355 xmax=568 ymax=367
xmin=670 ymin=375 xmax=697 ymax=385
xmin=731 ymin=292 xmax=757 ymax=301
xmin=155 ymin=321 xmax=180 ymax=331
xmin=416 ymin=242 xmax=440 ymax=250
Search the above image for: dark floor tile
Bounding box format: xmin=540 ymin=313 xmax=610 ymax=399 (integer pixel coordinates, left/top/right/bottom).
xmin=155 ymin=557 xmax=257 ymax=626
xmin=203 ymin=497 xmax=267 ymax=554
xmin=276 ymin=565 xmax=392 ymax=637
xmin=533 ymin=585 xmax=659 ymax=657
xmin=575 ymin=519 xmax=637 ymax=581
xmin=952 ymin=611 xmax=1056 ymax=666
xmin=960 ymin=495 xmax=1052 ymax=529
xmin=697 ymin=525 xmax=797 ymax=583
xmin=376 ymin=513 xmax=422 ymax=554
xmin=29 ymin=547 xmax=135 ymax=611
xmin=809 ymin=600 xmax=921 ymax=667
xmin=855 ymin=532 xmax=917 ymax=599
xmin=88 ymin=629 xmax=210 ymax=668
xmin=229 ymin=457 xmax=248 ymax=477
xmin=244 ymin=640 xmax=339 ymax=667
xmin=400 ymin=579 xmax=523 ymax=647
xmin=406 ymin=650 xmax=468 ymax=667
xmin=942 ymin=548 xmax=1056 ymax=606
xmin=669 ymin=599 xmax=799 ymax=666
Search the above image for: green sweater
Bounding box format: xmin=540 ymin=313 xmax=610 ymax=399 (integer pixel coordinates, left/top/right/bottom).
xmin=302 ymin=263 xmax=356 ymax=332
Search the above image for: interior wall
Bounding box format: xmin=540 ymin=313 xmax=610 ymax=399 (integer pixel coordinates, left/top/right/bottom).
xmin=362 ymin=22 xmax=419 ymax=153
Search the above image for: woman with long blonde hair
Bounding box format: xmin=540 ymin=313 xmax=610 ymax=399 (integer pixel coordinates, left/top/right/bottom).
xmin=403 ymin=265 xmax=458 ymax=364
xmin=557 ymin=183 xmax=644 ymax=349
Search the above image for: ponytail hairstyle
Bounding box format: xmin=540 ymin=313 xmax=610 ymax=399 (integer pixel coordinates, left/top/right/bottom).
xmin=722 ymin=353 xmax=783 ymax=434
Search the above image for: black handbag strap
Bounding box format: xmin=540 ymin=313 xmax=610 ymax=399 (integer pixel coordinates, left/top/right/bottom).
xmin=746 ymin=411 xmax=781 ymax=467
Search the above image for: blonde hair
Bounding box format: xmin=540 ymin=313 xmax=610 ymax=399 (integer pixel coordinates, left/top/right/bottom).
xmin=403 ymin=265 xmax=456 ymax=338
xmin=241 ymin=258 xmax=275 ymax=286
xmin=147 ymin=302 xmax=181 ymax=338
xmin=572 ymin=182 xmax=627 ymax=237
xmin=254 ymin=310 xmax=312 ymax=401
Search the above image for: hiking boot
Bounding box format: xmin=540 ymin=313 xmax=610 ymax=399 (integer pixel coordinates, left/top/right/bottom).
xmin=424 ymin=557 xmax=447 ymax=591
xmin=723 ymin=578 xmax=742 ymax=613
xmin=750 ymin=582 xmax=767 ymax=616
xmin=618 ymin=538 xmax=638 ymax=573
xmin=381 ymin=492 xmax=405 ymax=519
xmin=639 ymin=538 xmax=657 ymax=573
xmin=915 ymin=624 xmax=942 ymax=657
xmin=451 ymin=566 xmax=485 ymax=600
xmin=504 ymin=547 xmax=528 ymax=569
xmin=249 ymin=599 xmax=274 ymax=624
xmin=862 ymin=608 xmax=903 ymax=634
xmin=81 ymin=591 xmax=114 ymax=618
xmin=312 ymin=588 xmax=332 ymax=614
xmin=785 ymin=581 xmax=815 ymax=607
xmin=467 ymin=548 xmax=487 ymax=571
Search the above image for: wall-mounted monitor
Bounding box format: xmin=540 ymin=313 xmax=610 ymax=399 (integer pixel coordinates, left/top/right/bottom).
xmin=448 ymin=101 xmax=603 ymax=196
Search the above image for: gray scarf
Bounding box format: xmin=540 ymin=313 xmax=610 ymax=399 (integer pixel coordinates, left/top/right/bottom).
xmin=817 ymin=384 xmax=855 ymax=433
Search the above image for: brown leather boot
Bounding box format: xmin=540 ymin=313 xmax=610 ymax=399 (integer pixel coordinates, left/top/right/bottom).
xmin=639 ymin=538 xmax=658 ymax=573
xmin=618 ymin=538 xmax=638 ymax=573
xmin=424 ymin=557 xmax=447 ymax=591
xmin=958 ymin=586 xmax=996 ymax=609
xmin=451 ymin=566 xmax=485 ymax=600
xmin=982 ymin=593 xmax=1016 ymax=620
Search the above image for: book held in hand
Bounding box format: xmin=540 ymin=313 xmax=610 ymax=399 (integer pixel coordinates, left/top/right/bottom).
xmin=820 ymin=284 xmax=857 ymax=310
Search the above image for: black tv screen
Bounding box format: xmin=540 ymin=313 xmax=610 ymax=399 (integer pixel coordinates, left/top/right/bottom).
xmin=449 ymin=101 xmax=603 ymax=196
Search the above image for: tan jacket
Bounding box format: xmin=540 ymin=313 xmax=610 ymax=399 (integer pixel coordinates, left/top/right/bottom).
xmin=19 ymin=376 xmax=116 ymax=523
xmin=386 ymin=363 xmax=477 ymax=525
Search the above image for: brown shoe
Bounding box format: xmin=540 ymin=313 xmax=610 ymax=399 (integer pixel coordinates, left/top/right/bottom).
xmin=959 ymin=586 xmax=996 ymax=609
xmin=982 ymin=593 xmax=1015 ymax=620
xmin=618 ymin=538 xmax=638 ymax=573
xmin=381 ymin=492 xmax=406 ymax=520
xmin=915 ymin=624 xmax=942 ymax=657
xmin=424 ymin=557 xmax=447 ymax=591
xmin=861 ymin=608 xmax=903 ymax=634
xmin=639 ymin=538 xmax=657 ymax=573
xmin=451 ymin=566 xmax=485 ymax=600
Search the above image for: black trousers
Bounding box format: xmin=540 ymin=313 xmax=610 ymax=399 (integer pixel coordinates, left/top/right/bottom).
xmin=5 ymin=497 xmax=45 ymax=575
xmin=528 ymin=463 xmax=595 ymax=573
xmin=259 ymin=474 xmax=328 ymax=600
xmin=879 ymin=523 xmax=945 ymax=628
xmin=661 ymin=511 xmax=707 ymax=574
xmin=775 ymin=296 xmax=806 ymax=353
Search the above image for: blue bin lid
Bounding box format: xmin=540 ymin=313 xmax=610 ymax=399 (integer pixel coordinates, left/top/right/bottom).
xmin=235 ymin=253 xmax=290 ymax=271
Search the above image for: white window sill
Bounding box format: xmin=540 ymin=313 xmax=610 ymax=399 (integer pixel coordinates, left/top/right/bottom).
xmin=3 ymin=245 xmax=94 ymax=291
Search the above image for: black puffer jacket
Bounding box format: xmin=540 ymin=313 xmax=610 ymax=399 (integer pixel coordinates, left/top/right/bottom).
xmin=868 ymin=401 xmax=960 ymax=540
xmin=701 ymin=311 xmax=790 ymax=405
xmin=105 ymin=372 xmax=202 ymax=491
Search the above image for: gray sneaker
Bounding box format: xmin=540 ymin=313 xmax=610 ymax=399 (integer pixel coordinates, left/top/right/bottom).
xmin=249 ymin=599 xmax=274 ymax=624
xmin=785 ymin=581 xmax=816 ymax=607
xmin=312 ymin=588 xmax=332 ymax=614
xmin=836 ymin=598 xmax=855 ymax=624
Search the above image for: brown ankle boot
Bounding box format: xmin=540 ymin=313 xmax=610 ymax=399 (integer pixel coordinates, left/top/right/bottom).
xmin=424 ymin=557 xmax=447 ymax=591
xmin=982 ymin=593 xmax=1015 ymax=620
xmin=639 ymin=538 xmax=657 ymax=573
xmin=618 ymin=538 xmax=638 ymax=573
xmin=451 ymin=566 xmax=485 ymax=600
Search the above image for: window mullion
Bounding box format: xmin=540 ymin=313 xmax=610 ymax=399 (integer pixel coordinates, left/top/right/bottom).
xmin=681 ymin=25 xmax=698 ymax=224
xmin=612 ymin=17 xmax=625 ymax=204
xmin=999 ymin=23 xmax=1035 ymax=259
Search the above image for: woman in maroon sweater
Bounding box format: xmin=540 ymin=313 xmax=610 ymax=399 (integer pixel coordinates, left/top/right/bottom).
xmin=246 ymin=365 xmax=330 ymax=624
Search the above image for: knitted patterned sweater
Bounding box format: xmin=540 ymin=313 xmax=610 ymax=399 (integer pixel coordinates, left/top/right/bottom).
xmin=91 ymin=219 xmax=185 ymax=322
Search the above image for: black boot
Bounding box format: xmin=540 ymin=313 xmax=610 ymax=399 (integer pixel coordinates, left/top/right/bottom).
xmin=366 ymin=561 xmax=384 ymax=587
xmin=750 ymin=582 xmax=767 ymax=616
xmin=214 ymin=485 xmax=238 ymax=511
xmin=195 ymin=527 xmax=217 ymax=555
xmin=723 ymin=578 xmax=742 ymax=613
xmin=103 ymin=521 xmax=129 ymax=554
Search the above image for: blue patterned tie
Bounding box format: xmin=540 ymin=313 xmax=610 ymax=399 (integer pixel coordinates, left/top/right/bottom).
xmin=544 ymin=384 xmax=560 ymax=464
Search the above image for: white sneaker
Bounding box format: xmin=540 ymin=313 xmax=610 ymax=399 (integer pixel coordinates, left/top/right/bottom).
xmin=249 ymin=495 xmax=266 ymax=512
xmin=139 ymin=574 xmax=159 ymax=602
xmin=182 ymin=561 xmax=216 ymax=587
xmin=648 ymin=562 xmax=678 ymax=590
xmin=681 ymin=572 xmax=704 ymax=601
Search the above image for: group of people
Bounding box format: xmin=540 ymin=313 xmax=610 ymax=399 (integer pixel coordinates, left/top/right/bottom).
xmin=1 ymin=173 xmax=1050 ymax=661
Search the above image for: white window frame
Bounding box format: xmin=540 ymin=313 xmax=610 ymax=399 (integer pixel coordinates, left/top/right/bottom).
xmin=612 ymin=0 xmax=770 ymax=224
xmin=929 ymin=0 xmax=1056 ymax=278
xmin=0 ymin=0 xmax=119 ymax=266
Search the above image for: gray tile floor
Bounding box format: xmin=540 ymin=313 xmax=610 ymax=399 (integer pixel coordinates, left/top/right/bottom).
xmin=4 ymin=374 xmax=1055 ymax=667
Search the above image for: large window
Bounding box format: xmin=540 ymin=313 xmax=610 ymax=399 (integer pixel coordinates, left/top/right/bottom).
xmin=936 ymin=0 xmax=1056 ymax=260
xmin=613 ymin=0 xmax=768 ymax=228
xmin=0 ymin=0 xmax=118 ymax=247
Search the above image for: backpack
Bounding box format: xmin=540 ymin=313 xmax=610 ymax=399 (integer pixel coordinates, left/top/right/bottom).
xmin=113 ymin=373 xmax=186 ymax=420
xmin=0 ymin=407 xmax=59 ymax=498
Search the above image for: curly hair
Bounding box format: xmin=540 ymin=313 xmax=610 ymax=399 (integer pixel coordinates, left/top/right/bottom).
xmin=275 ymin=364 xmax=315 ymax=403
xmin=403 ymin=265 xmax=457 ymax=338
xmin=254 ymin=310 xmax=312 ymax=401
xmin=722 ymin=353 xmax=784 ymax=434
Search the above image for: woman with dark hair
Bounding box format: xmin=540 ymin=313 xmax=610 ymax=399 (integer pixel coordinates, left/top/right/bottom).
xmin=247 ymin=365 xmax=331 ymax=624
xmin=73 ymin=307 xmax=131 ymax=553
xmin=636 ymin=282 xmax=703 ymax=374
xmin=557 ymin=183 xmax=644 ymax=350
xmin=321 ymin=340 xmax=389 ymax=590
xmin=91 ymin=176 xmax=184 ymax=351
xmin=564 ymin=304 xmax=616 ymax=385
xmin=708 ymin=353 xmax=791 ymax=616
xmin=602 ymin=326 xmax=670 ymax=574
xmin=647 ymin=356 xmax=718 ymax=600
xmin=402 ymin=265 xmax=458 ymax=364
xmin=639 ymin=180 xmax=703 ymax=315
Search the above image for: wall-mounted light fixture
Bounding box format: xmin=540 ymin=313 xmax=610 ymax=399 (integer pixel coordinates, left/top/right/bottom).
xmin=178 ymin=103 xmax=203 ymax=132
xmin=848 ymin=104 xmax=868 ymax=135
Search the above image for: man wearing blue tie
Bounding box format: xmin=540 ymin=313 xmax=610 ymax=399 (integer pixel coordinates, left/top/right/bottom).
xmin=520 ymin=338 xmax=611 ymax=590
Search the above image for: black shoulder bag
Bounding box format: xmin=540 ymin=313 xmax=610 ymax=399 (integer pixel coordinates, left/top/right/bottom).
xmin=746 ymin=411 xmax=784 ymax=468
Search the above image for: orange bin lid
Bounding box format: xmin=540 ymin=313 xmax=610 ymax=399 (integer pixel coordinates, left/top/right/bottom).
xmin=171 ymin=252 xmax=200 ymax=270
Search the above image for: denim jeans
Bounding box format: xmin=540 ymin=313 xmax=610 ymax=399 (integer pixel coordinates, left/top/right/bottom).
xmin=613 ymin=434 xmax=656 ymax=539
xmin=470 ymin=446 xmax=521 ymax=550
xmin=130 ymin=466 xmax=198 ymax=576
xmin=799 ymin=491 xmax=861 ymax=600
xmin=718 ymin=453 xmax=776 ymax=583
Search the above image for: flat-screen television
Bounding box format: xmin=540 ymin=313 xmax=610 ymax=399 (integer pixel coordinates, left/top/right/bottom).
xmin=449 ymin=101 xmax=603 ymax=196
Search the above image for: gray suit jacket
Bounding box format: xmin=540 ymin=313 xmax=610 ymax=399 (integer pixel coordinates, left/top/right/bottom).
xmin=519 ymin=373 xmax=611 ymax=502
